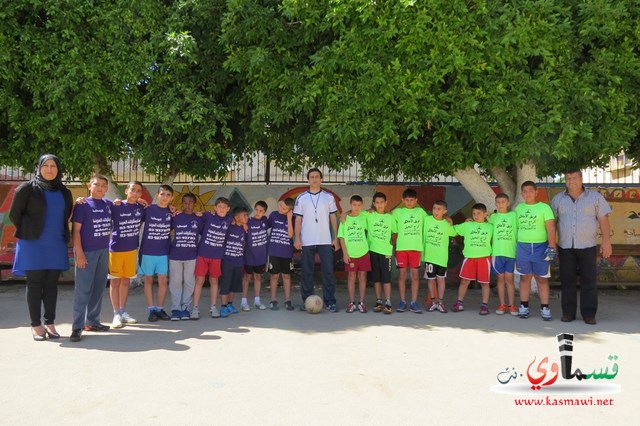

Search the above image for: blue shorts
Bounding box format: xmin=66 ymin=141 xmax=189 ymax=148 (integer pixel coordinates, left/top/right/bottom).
xmin=139 ymin=254 xmax=168 ymax=276
xmin=515 ymin=242 xmax=550 ymax=278
xmin=492 ymin=256 xmax=515 ymax=275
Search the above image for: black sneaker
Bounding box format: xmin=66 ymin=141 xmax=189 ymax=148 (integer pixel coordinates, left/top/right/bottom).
xmin=285 ymin=300 xmax=294 ymax=311
xmin=148 ymin=311 xmax=159 ymax=322
xmin=70 ymin=329 xmax=82 ymax=342
xmin=373 ymin=301 xmax=384 ymax=312
xmin=157 ymin=309 xmax=171 ymax=321
xmin=299 ymin=304 xmax=307 ymax=312
xmin=84 ymin=324 xmax=110 ymax=332
xmin=270 ymin=301 xmax=279 ymax=311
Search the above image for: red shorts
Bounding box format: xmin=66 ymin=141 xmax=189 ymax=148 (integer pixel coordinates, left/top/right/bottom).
xmin=395 ymin=250 xmax=421 ymax=269
xmin=345 ymin=253 xmax=372 ymax=272
xmin=459 ymin=257 xmax=491 ymax=284
xmin=195 ymin=256 xmax=222 ymax=278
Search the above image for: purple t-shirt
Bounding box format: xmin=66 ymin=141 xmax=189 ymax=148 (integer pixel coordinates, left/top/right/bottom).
xmin=244 ymin=217 xmax=270 ymax=266
xmin=197 ymin=212 xmax=232 ymax=259
xmin=110 ymin=202 xmax=144 ymax=252
xmin=72 ymin=198 xmax=113 ymax=252
xmin=267 ymin=211 xmax=293 ymax=258
xmin=223 ymin=224 xmax=247 ymax=267
xmin=170 ymin=213 xmax=202 ymax=261
xmin=139 ymin=205 xmax=172 ymax=256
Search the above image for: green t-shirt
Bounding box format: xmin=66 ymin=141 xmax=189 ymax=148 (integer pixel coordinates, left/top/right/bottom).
xmin=454 ymin=221 xmax=493 ymax=258
xmin=488 ymin=211 xmax=517 ymax=258
xmin=337 ymin=213 xmax=369 ymax=258
xmin=422 ymin=215 xmax=456 ymax=266
xmin=515 ymin=202 xmax=555 ymax=243
xmin=366 ymin=211 xmax=397 ymax=256
xmin=392 ymin=207 xmax=428 ymax=251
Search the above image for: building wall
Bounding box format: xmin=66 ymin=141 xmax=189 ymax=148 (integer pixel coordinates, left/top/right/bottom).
xmin=1 ymin=182 xmax=638 ymax=283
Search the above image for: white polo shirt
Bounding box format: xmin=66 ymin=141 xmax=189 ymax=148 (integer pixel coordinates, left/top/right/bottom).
xmin=294 ymin=190 xmax=337 ymax=246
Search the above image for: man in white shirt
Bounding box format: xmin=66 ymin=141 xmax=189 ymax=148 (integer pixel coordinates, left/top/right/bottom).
xmin=294 ymin=168 xmax=340 ymax=312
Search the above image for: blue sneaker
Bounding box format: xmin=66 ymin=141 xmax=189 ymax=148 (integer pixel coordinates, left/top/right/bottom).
xmin=518 ymin=305 xmax=530 ymax=319
xmin=328 ymin=304 xmax=338 ymax=313
xmin=409 ymin=301 xmax=422 ymax=313
xmin=170 ymin=310 xmax=181 ymax=321
xmin=180 ymin=309 xmax=190 ymax=320
xmin=396 ymin=301 xmax=408 ymax=312
xmin=220 ymin=306 xmax=230 ymax=318
xmin=227 ymin=303 xmax=239 ymax=314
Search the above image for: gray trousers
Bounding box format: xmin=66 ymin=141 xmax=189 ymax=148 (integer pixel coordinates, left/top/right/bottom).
xmin=169 ymin=259 xmax=196 ymax=311
xmin=72 ymin=248 xmax=108 ymax=330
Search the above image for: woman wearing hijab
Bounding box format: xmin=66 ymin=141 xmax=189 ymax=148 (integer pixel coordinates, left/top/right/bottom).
xmin=9 ymin=154 xmax=73 ymax=340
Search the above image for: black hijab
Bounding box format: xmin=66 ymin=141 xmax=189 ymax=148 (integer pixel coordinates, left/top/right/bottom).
xmin=34 ymin=154 xmax=65 ymax=191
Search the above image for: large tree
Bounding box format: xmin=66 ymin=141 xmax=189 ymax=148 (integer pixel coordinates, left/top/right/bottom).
xmin=223 ymin=0 xmax=640 ymax=208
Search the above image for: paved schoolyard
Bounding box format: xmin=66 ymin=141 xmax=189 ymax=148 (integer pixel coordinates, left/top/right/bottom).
xmin=0 ymin=281 xmax=638 ymax=425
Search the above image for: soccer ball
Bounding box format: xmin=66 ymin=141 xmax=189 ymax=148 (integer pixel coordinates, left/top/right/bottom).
xmin=304 ymin=295 xmax=324 ymax=314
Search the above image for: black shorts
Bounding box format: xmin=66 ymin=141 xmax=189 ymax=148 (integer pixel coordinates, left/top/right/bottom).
xmin=220 ymin=260 xmax=243 ymax=295
xmin=244 ymin=264 xmax=267 ymax=275
xmin=268 ymin=256 xmax=292 ymax=275
xmin=424 ymin=262 xmax=447 ymax=279
xmin=368 ymin=252 xmax=392 ymax=283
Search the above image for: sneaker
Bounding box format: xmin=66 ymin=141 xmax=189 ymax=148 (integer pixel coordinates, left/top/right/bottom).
xmin=452 ymin=301 xmax=464 ymax=312
xmin=220 ymin=306 xmax=230 ymax=318
xmin=227 ymin=303 xmax=239 ymax=314
xmin=436 ymin=303 xmax=448 ymax=313
xmin=181 ymin=309 xmax=191 ymax=320
xmin=409 ymin=301 xmax=422 ymax=313
xmin=148 ymin=310 xmax=159 ymax=322
xmin=111 ymin=314 xmax=123 ymax=329
xmin=479 ymin=305 xmax=490 ymax=315
xmin=346 ymin=302 xmax=356 ymax=313
xmin=210 ymin=306 xmax=220 ymax=318
xmin=396 ymin=301 xmax=408 ymax=312
xmin=496 ymin=304 xmax=507 ymax=315
xmin=357 ymin=302 xmax=368 ymax=313
xmin=240 ymin=303 xmax=251 ymax=312
xmin=170 ymin=310 xmax=181 ymax=321
xmin=427 ymin=302 xmax=438 ymax=312
xmin=508 ymin=305 xmax=518 ymax=316
xmin=518 ymin=305 xmax=530 ymax=319
xmin=328 ymin=304 xmax=338 ymax=313
xmin=254 ymin=303 xmax=267 ymax=310
xmin=270 ymin=301 xmax=279 ymax=311
xmin=299 ymin=304 xmax=307 ymax=312
xmin=285 ymin=301 xmax=294 ymax=311
xmin=373 ymin=300 xmax=384 ymax=312
xmin=157 ymin=309 xmax=171 ymax=321
xmin=121 ymin=312 xmax=138 ymax=324
xmin=191 ymin=307 xmax=200 ymax=320
xmin=70 ymin=329 xmax=82 ymax=342
xmin=541 ymin=307 xmax=552 ymax=321
xmin=383 ymin=304 xmax=393 ymax=315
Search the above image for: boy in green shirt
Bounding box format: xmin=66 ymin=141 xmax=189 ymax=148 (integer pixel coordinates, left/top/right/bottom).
xmin=423 ymin=200 xmax=456 ymax=313
xmin=366 ymin=192 xmax=397 ymax=314
xmin=514 ymin=181 xmax=557 ymax=321
xmin=338 ymin=195 xmax=371 ymax=313
xmin=451 ymin=203 xmax=494 ymax=315
xmin=488 ymin=193 xmax=518 ymax=315
xmin=392 ymin=188 xmax=428 ymax=313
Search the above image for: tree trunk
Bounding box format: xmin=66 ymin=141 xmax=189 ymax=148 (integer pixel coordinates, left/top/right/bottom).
xmin=514 ymin=160 xmax=537 ymax=204
xmin=454 ymin=167 xmax=497 ymax=212
xmin=93 ymin=155 xmax=121 ymax=201
xmin=490 ymin=166 xmax=516 ymax=202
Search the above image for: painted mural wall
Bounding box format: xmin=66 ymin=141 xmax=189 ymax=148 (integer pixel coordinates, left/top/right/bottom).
xmin=1 ymin=182 xmax=638 ymax=283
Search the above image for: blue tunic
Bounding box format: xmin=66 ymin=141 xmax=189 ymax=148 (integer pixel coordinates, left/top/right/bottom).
xmin=13 ymin=190 xmax=70 ymax=274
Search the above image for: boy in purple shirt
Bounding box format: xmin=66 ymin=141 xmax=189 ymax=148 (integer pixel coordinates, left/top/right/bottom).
xmin=109 ymin=181 xmax=145 ymax=328
xmin=219 ymin=206 xmax=249 ymax=317
xmin=240 ymin=201 xmax=269 ymax=311
xmin=193 ymin=197 xmax=232 ymax=319
xmin=70 ymin=175 xmax=112 ymax=342
xmin=169 ymin=193 xmax=202 ymax=321
xmin=268 ymin=198 xmax=295 ymax=311
xmin=139 ymin=185 xmax=174 ymax=322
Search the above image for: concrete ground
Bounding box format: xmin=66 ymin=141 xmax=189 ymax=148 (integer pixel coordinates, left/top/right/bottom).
xmin=0 ymin=281 xmax=638 ymax=426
